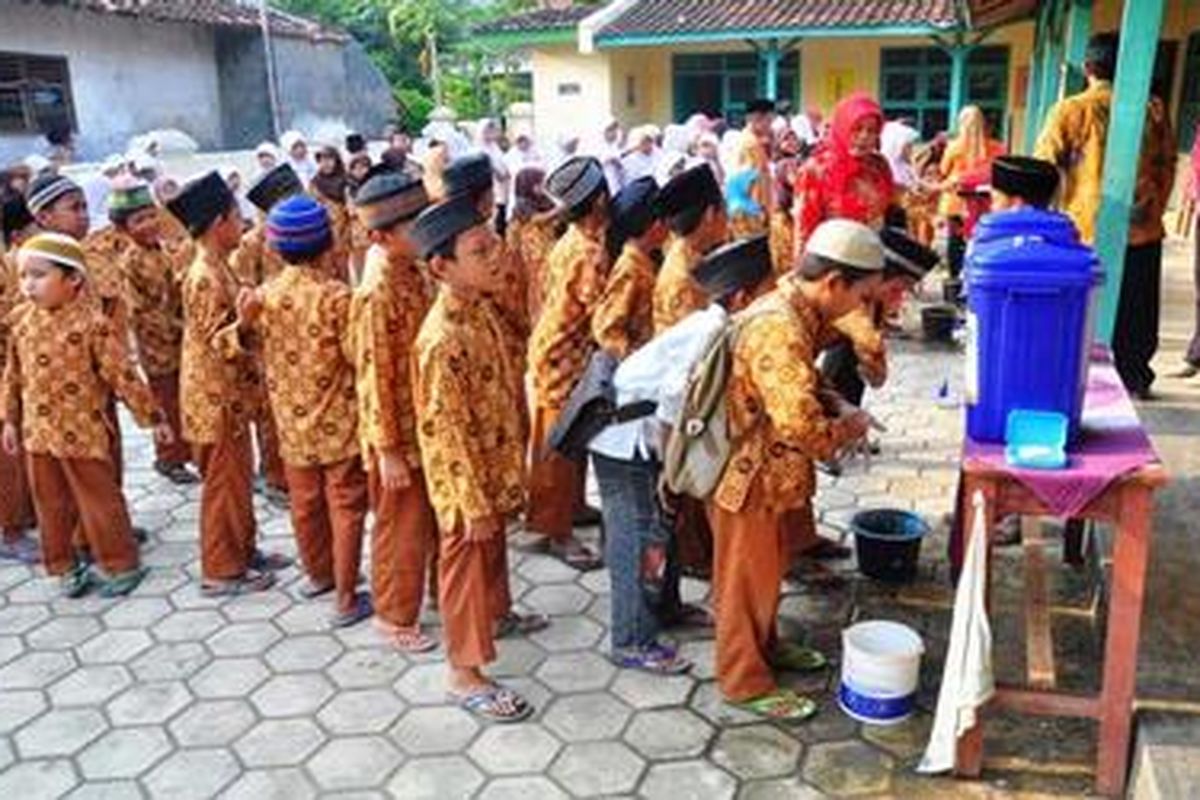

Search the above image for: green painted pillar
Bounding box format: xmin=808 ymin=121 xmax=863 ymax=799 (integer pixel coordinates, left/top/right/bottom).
xmin=1022 ymin=7 xmax=1048 ymax=153
xmin=1093 ymin=0 xmax=1166 ymax=345
xmin=948 ymin=44 xmax=969 ymax=129
xmin=1038 ymin=0 xmax=1068 ymax=124
xmin=1064 ymin=0 xmax=1094 ymax=96
xmin=760 ymin=41 xmax=781 ymax=101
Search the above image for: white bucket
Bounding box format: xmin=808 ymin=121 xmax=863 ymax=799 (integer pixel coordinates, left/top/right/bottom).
xmin=838 ymin=620 xmax=924 ymax=725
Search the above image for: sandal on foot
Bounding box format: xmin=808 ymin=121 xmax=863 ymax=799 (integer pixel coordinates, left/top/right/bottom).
xmin=132 ymin=526 xmax=150 ymax=545
xmin=495 ymin=611 xmax=551 ymax=639
xmin=154 ymin=461 xmax=200 ymax=485
xmin=668 ymin=602 xmax=714 ymax=629
xmin=200 ymin=569 xmax=276 ymax=597
xmin=770 ymin=642 xmax=828 ymax=673
xmin=572 ymin=506 xmax=603 ymax=527
xmin=613 ymin=643 xmax=693 ymax=675
xmin=59 ymin=563 xmax=94 ymax=598
xmin=298 ymin=578 xmax=334 ymax=599
xmin=330 ymin=593 xmax=373 ymax=628
xmin=451 ymin=685 xmax=533 ymax=723
xmin=99 ymin=566 xmax=149 ymax=598
xmin=384 ymin=624 xmax=438 ymax=654
xmin=734 ymin=689 xmax=819 ymax=721
xmin=0 ymin=533 xmax=41 ymax=565
xmin=250 ymin=550 xmax=294 ymax=572
xmin=548 ymin=538 xmax=603 ymax=571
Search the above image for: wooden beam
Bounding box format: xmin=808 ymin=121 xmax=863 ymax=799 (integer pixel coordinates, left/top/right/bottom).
xmin=1093 ymin=0 xmax=1167 ymax=345
xmin=1022 ymin=518 xmax=1057 ymax=690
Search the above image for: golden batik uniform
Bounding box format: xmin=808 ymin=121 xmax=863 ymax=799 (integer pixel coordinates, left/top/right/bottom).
xmin=312 ymin=193 xmax=352 ymax=283
xmin=0 ymin=253 xmax=34 ymax=532
xmin=526 ymin=223 xmax=607 ymax=539
xmin=591 ymin=240 xmax=656 ymax=359
xmin=506 ymin=215 xmax=557 ymax=324
xmin=180 ymin=246 xmax=263 ymax=581
xmin=258 ymin=265 xmax=365 ymax=599
xmin=3 ymin=293 xmax=161 ymax=576
xmin=414 ymin=288 xmax=526 ymax=668
xmin=349 ymin=245 xmax=437 ymax=628
xmin=653 ymin=235 xmax=708 ymax=333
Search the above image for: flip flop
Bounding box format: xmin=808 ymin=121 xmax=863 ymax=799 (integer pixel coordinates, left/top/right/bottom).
xmin=59 ymin=563 xmax=94 ymax=599
xmin=250 ymin=550 xmax=294 ymax=572
xmin=388 ymin=626 xmax=438 ymax=654
xmin=200 ymin=569 xmax=276 ymax=597
xmin=612 ymin=643 xmax=693 ymax=675
xmin=0 ymin=533 xmax=41 ymax=565
xmin=495 ymin=611 xmax=551 ymax=639
xmin=734 ymin=689 xmax=819 ymax=721
xmin=548 ymin=538 xmax=603 ymax=572
xmin=450 ymin=685 xmax=533 ymax=724
xmin=154 ymin=461 xmax=200 ymax=485
xmin=572 ymin=506 xmax=603 ymax=527
xmin=298 ymin=578 xmax=335 ymax=599
xmin=98 ymin=566 xmax=149 ymax=598
xmin=330 ymin=593 xmax=373 ymax=629
xmin=770 ymin=642 xmax=828 ymax=673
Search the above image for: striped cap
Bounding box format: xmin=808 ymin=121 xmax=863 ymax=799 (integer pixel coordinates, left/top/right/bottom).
xmin=108 ymin=176 xmax=155 ymax=217
xmin=354 ymin=172 xmax=428 ymax=231
xmin=25 ymin=173 xmax=81 ymax=215
xmin=266 ymin=194 xmax=332 ymax=260
xmin=17 ymin=232 xmax=87 ymax=275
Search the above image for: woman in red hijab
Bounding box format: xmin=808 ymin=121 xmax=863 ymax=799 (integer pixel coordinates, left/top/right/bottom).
xmin=792 ymin=91 xmax=896 ymax=260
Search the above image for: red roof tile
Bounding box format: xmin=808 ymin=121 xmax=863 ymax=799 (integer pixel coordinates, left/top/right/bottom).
xmin=32 ymin=0 xmax=347 ymax=42
xmin=476 ymin=5 xmax=596 ymax=36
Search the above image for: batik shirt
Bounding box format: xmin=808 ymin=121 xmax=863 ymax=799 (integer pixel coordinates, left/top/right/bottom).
xmin=592 ymin=240 xmax=656 ymax=359
xmin=120 ymin=241 xmax=185 ymax=378
xmin=506 ymin=215 xmax=557 ymax=324
xmin=792 ymin=151 xmax=894 ymax=255
xmin=653 ymin=235 xmax=708 ymax=333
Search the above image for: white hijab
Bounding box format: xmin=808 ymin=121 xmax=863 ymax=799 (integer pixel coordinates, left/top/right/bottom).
xmin=881 ymin=120 xmax=921 ymax=189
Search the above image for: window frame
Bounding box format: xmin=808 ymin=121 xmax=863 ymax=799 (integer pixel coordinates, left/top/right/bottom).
xmin=672 ymin=51 xmax=800 ymax=125
xmin=0 ymin=51 xmax=77 ymax=135
xmin=878 ymin=45 xmax=1010 ymax=140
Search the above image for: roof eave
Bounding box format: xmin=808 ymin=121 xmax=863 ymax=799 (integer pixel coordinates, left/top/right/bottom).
xmin=596 ymin=22 xmax=961 ymax=48
xmin=474 ymin=27 xmax=578 ymax=50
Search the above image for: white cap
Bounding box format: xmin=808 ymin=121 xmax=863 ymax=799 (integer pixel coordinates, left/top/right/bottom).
xmin=805 ymin=219 xmax=884 ymax=272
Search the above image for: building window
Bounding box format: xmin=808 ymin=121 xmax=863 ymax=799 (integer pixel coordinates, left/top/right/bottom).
xmin=672 ymin=51 xmax=800 ymax=126
xmin=880 ymin=46 xmax=1009 ymax=140
xmin=1178 ymin=33 xmax=1200 ymax=153
xmin=0 ymin=52 xmax=75 ymax=134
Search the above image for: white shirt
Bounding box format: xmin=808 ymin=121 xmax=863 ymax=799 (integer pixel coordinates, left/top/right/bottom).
xmin=620 ymin=148 xmax=662 ymax=185
xmin=589 ymin=305 xmax=728 ymax=461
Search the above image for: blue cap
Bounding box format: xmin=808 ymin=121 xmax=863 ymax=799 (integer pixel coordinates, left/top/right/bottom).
xmin=266 ymin=194 xmax=332 ymax=260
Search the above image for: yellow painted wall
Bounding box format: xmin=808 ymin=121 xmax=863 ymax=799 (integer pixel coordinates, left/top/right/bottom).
xmin=608 ymin=47 xmax=671 ymax=128
xmin=530 ymin=44 xmax=614 ymax=144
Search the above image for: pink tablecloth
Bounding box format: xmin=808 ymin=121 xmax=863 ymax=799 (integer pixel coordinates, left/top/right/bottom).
xmin=962 ymin=359 xmax=1160 ymax=517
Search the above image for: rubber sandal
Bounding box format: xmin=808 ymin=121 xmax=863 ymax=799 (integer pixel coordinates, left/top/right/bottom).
xmin=572 ymin=506 xmax=603 ymax=527
xmin=154 ymin=461 xmax=200 ymax=485
xmin=200 ymin=569 xmax=276 ymax=597
xmin=298 ymin=579 xmax=335 ymax=599
xmin=668 ymin=603 xmax=714 ymax=629
xmin=0 ymin=533 xmax=41 ymax=565
xmin=734 ymin=689 xmax=819 ymax=721
xmin=59 ymin=563 xmax=94 ymax=598
xmin=770 ymin=642 xmax=828 ymax=673
xmin=250 ymin=550 xmax=294 ymax=572
xmin=386 ymin=625 xmax=438 ymax=654
xmin=613 ymin=643 xmax=694 ymax=675
xmin=451 ymin=685 xmax=533 ymax=724
xmin=495 ymin=611 xmax=551 ymax=639
xmin=330 ymin=593 xmax=373 ymax=629
xmin=99 ymin=566 xmax=149 ymax=598
xmin=548 ymin=539 xmax=603 ymax=572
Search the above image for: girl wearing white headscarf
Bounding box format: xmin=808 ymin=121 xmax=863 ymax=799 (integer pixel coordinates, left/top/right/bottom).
xmin=620 ymin=125 xmax=661 ymax=184
xmin=279 ymin=130 xmax=317 ymax=185
xmin=477 ymin=118 xmax=512 ymax=235
xmin=880 ymin=120 xmax=921 ymax=189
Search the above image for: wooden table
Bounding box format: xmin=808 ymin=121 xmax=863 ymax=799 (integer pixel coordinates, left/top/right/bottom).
xmin=952 ymin=458 xmax=1168 ymax=796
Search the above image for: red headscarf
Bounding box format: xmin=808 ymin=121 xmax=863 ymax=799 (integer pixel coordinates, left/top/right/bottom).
xmin=822 ymin=91 xmax=885 ymax=196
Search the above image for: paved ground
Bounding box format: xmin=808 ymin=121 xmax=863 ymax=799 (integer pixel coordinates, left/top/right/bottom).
xmin=1 ymin=236 xmax=1197 ymax=799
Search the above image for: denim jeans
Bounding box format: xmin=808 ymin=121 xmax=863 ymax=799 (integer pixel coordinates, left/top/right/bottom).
xmin=592 ymin=452 xmax=681 ymax=651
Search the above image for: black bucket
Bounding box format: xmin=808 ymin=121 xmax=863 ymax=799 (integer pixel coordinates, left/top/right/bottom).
xmin=921 ymin=305 xmax=958 ymax=343
xmin=852 ymin=509 xmax=930 ymax=583
xmin=942 ymin=278 xmax=963 ymax=305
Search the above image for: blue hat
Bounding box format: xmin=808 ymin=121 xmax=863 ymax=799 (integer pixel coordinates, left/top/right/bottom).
xmin=266 ymin=194 xmax=332 ymax=261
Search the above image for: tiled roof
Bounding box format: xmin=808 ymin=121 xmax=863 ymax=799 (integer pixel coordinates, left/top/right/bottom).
xmin=475 ymin=5 xmax=596 ymax=36
xmin=31 ymin=0 xmax=347 ymax=42
xmin=599 ymin=0 xmax=962 ymax=38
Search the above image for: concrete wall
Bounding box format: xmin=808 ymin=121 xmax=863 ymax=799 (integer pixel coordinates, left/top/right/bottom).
xmin=0 ymin=3 xmax=221 ymax=162
xmin=215 ymin=30 xmax=274 ymax=151
xmin=530 ymin=44 xmax=613 ymax=144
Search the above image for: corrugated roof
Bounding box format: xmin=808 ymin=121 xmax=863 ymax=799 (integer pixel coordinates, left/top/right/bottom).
xmin=29 ymin=0 xmax=347 ymax=42
xmin=475 ymin=5 xmax=596 ymax=36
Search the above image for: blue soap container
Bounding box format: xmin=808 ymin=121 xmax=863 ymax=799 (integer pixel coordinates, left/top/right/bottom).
xmin=1004 ymin=409 xmax=1068 ymax=470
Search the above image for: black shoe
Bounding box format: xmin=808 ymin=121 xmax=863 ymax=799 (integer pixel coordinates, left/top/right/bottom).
xmin=572 ymin=506 xmax=603 ymax=527
xmin=155 ymin=461 xmax=200 ymax=485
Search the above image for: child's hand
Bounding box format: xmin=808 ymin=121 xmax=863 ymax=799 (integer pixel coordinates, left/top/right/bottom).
xmin=236 ymin=287 xmax=263 ymax=327
xmin=378 ymin=450 xmax=412 ymax=491
xmin=152 ymin=423 xmax=176 ymax=447
xmin=2 ymin=422 xmax=19 ymax=456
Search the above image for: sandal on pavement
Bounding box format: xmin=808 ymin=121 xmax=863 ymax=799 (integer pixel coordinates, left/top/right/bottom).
xmin=250 ymin=549 xmax=293 ymax=572
xmin=450 ymin=685 xmax=533 ymax=723
xmin=298 ymin=578 xmax=335 ymax=599
xmin=770 ymin=642 xmax=828 ymax=673
xmin=330 ymin=593 xmax=373 ymax=629
xmin=154 ymin=461 xmax=200 ymax=485
xmin=99 ymin=566 xmax=149 ymax=598
xmin=384 ymin=624 xmax=438 ymax=654
xmin=548 ymin=538 xmax=603 ymax=572
xmin=667 ymin=602 xmax=714 ymax=629
xmin=59 ymin=563 xmax=94 ymax=598
xmin=734 ymin=689 xmax=819 ymax=721
xmin=200 ymin=569 xmax=276 ymax=598
xmin=0 ymin=533 xmax=41 ymax=565
xmin=495 ymin=611 xmax=551 ymax=639
xmin=572 ymin=506 xmax=603 ymax=527
xmin=613 ymin=643 xmax=693 ymax=675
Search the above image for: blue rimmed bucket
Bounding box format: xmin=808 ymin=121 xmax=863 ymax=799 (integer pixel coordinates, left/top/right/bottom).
xmin=838 ymin=621 xmax=924 ymax=726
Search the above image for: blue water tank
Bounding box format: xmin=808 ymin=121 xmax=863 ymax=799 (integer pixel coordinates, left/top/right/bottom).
xmin=964 ymin=208 xmax=1102 ymax=443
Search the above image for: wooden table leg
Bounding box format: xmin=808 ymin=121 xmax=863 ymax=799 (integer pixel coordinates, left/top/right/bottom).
xmin=1095 ymin=486 xmax=1152 ymax=796
xmin=954 ymin=475 xmax=996 ymax=779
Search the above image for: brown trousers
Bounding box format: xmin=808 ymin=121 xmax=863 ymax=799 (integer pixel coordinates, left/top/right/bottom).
xmin=368 ymin=460 xmax=438 ymax=628
xmin=194 ymin=423 xmax=257 ymax=581
xmin=0 ymin=446 xmax=36 ymax=532
xmin=286 ymin=457 xmax=368 ymax=603
xmin=28 ymin=453 xmax=138 ymax=576
xmin=782 ymin=503 xmax=818 ymax=560
xmin=708 ymin=495 xmax=791 ymax=702
xmin=148 ymin=372 xmax=191 ymax=466
xmin=675 ymin=497 xmax=714 ymax=575
xmin=526 ymin=404 xmax=585 ymax=540
xmin=255 ymin=411 xmax=287 ymax=491
xmin=439 ymin=525 xmax=512 ymax=669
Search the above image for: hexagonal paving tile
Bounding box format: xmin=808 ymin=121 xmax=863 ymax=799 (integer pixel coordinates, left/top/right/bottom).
xmin=170 ymin=699 xmax=257 ymax=747
xmin=234 ymin=718 xmax=328 ymax=767
xmin=476 ymin=776 xmax=569 ymax=800
xmin=0 ymin=735 xmax=12 ymax=771
xmin=0 ymin=650 xmax=76 ymax=688
xmin=318 ymin=688 xmax=406 ymax=735
xmin=151 ymin=609 xmax=225 ymax=642
xmin=306 ymin=736 xmax=402 ymax=790
xmin=469 ymin=725 xmax=562 ymax=775
xmin=327 ymin=647 xmax=409 ymax=689
xmin=249 ymin=672 xmax=334 ymax=717
xmin=47 ymin=664 xmax=132 ymax=706
xmin=535 ymin=651 xmax=616 ymax=693
xmin=490 ymin=638 xmax=547 ymax=678
xmin=390 ymin=706 xmax=480 ymax=756
xmin=221 ymin=590 xmax=294 ymax=622
xmin=25 ymin=615 xmax=102 ymax=649
xmin=738 ymin=777 xmax=830 ymax=799
xmin=15 ymin=707 xmax=108 ymax=757
xmin=391 ymin=662 xmax=445 ymax=705
xmin=861 ymin=713 xmax=933 ymax=760
xmin=220 ymin=768 xmax=318 ymax=800
xmin=129 ymin=641 xmax=211 ymax=682
xmin=802 ymin=740 xmax=895 ymax=797
xmin=188 ymin=657 xmax=271 ymax=698
xmin=528 ymin=616 xmax=604 ymax=652
xmin=543 ymin=692 xmax=632 ymax=742
xmin=76 ymin=629 xmax=153 ymax=665
xmin=0 ymin=634 xmax=21 ymax=666
xmin=516 ymin=554 xmax=579 ymax=584
xmin=610 ymin=668 xmax=696 ymax=709
xmin=688 ymin=680 xmax=761 ymax=727
xmin=712 ymin=724 xmax=805 ymax=780
xmin=77 ymin=726 xmax=172 ymax=779
xmin=623 ymin=708 xmax=714 ymax=760
xmin=275 ymin=601 xmax=333 ymax=635
xmin=63 ymin=779 xmax=147 ymax=799
xmin=100 ymin=597 xmax=172 ymax=628
xmin=0 ymin=603 xmax=50 ymax=635
xmin=387 ymin=755 xmax=484 ymax=799
xmin=106 ymin=680 xmax=193 ymax=726
xmin=0 ymin=689 xmax=46 ymax=734
xmin=0 ymin=758 xmax=80 ymax=797
xmin=206 ymin=621 xmax=283 ymax=657
xmin=640 ymin=760 xmax=738 ymax=800
xmin=523 ymin=584 xmax=593 ymax=616
xmin=263 ymin=634 xmax=343 ymax=672
xmin=143 ymin=747 xmax=240 ymax=800
xmin=548 ymin=741 xmax=645 ymax=796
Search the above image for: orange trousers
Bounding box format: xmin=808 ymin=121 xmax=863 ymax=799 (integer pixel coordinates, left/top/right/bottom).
xmin=526 ymin=404 xmax=585 ymax=540
xmin=27 ymin=453 xmax=138 ymax=576
xmin=782 ymin=503 xmax=818 ymax=560
xmin=439 ymin=526 xmax=512 ymax=669
xmin=368 ymin=460 xmax=438 ymax=628
xmin=286 ymin=457 xmax=368 ymax=604
xmin=148 ymin=372 xmax=192 ymax=466
xmin=0 ymin=446 xmax=36 ymax=532
xmin=255 ymin=411 xmax=287 ymax=491
xmin=194 ymin=423 xmax=257 ymax=581
xmin=708 ymin=497 xmax=791 ymax=702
